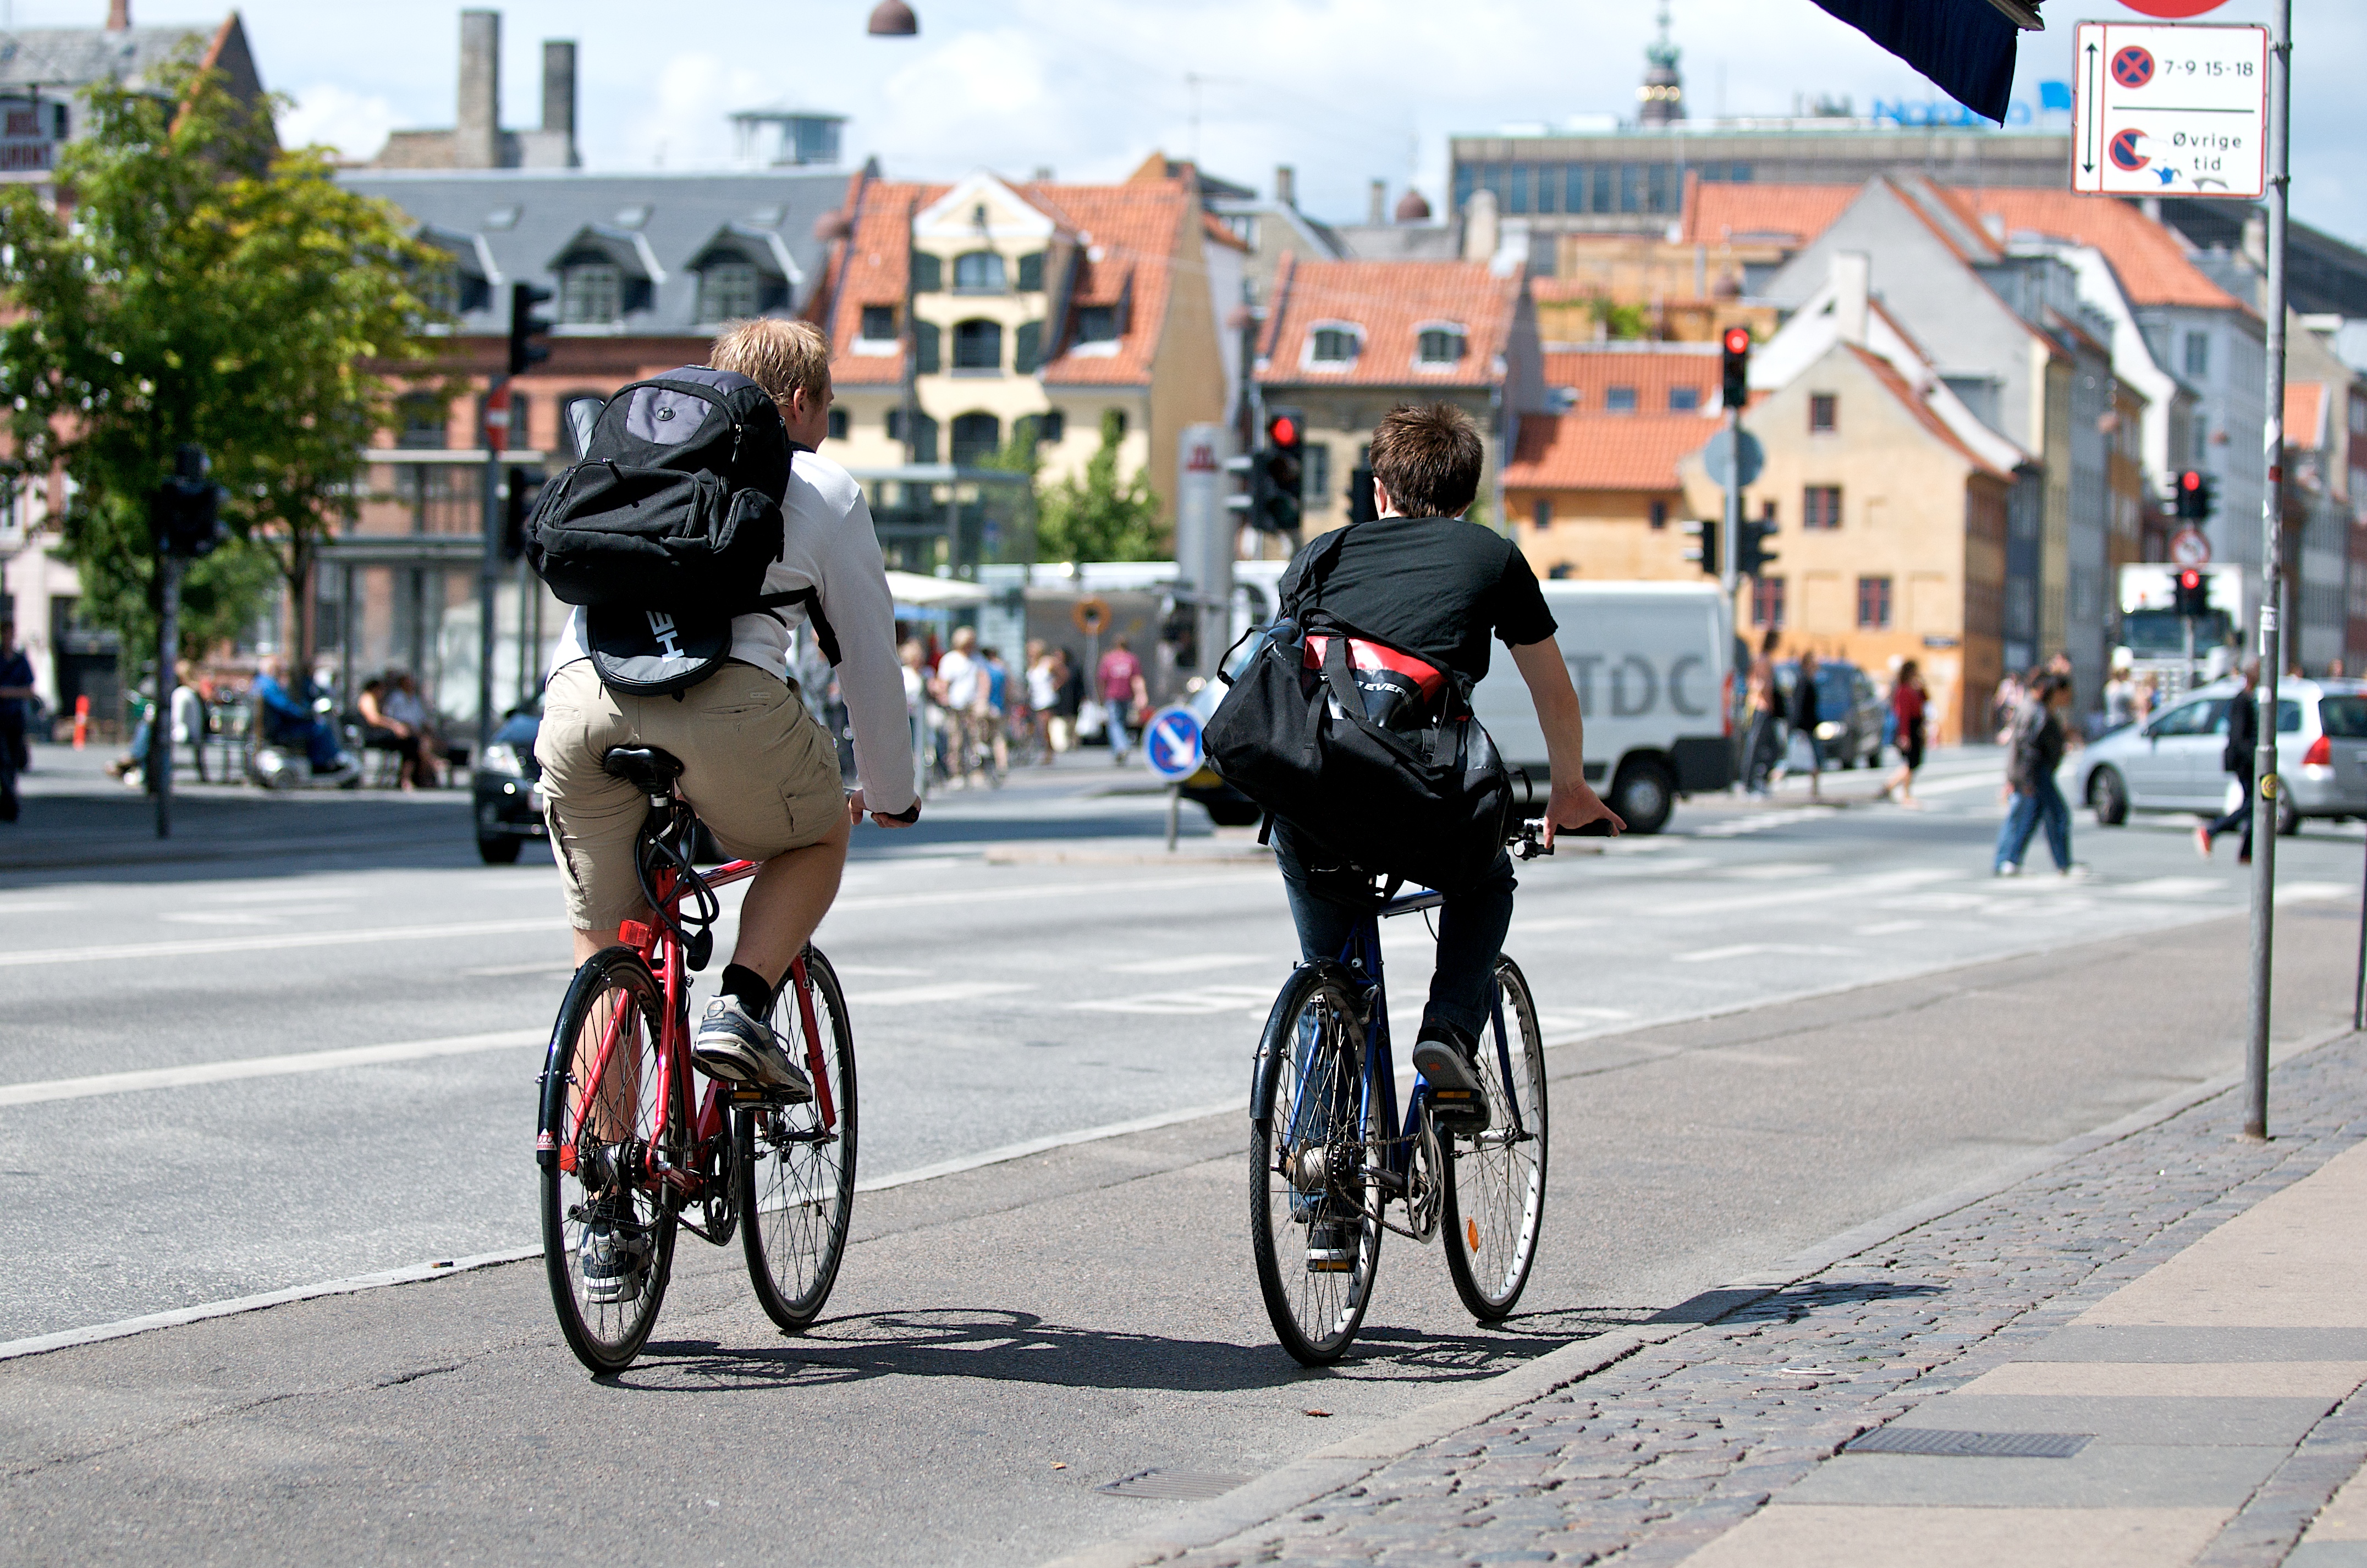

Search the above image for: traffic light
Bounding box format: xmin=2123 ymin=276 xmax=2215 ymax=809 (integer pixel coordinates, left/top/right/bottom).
xmin=150 ymin=444 xmax=224 ymax=559
xmin=1738 ymin=516 xmax=1779 ymax=579
xmin=502 ymin=467 xmax=543 ymax=561
xmin=2173 ymin=469 xmax=2219 ymax=522
xmin=508 ymin=281 xmax=554 ymax=377
xmin=1680 ymin=518 xmax=1718 ymax=576
xmin=1258 ymin=407 xmax=1306 ymax=533
xmin=2173 ymin=567 xmax=2212 ymax=618
xmin=1721 ymin=325 xmax=1752 ymax=411
xmin=1347 ymin=463 xmax=1377 ymax=524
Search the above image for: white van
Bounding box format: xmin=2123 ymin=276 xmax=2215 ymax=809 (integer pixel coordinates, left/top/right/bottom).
xmin=1471 ymin=581 xmax=1734 ymax=834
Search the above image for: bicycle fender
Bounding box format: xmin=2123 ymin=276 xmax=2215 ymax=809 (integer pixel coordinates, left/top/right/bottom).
xmin=536 ymin=947 xmax=651 ymax=1170
xmin=1249 ymin=960 xmax=1361 ymax=1123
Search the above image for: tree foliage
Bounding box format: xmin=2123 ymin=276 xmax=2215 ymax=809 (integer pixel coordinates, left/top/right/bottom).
xmin=1032 ymin=410 xmax=1165 ymax=564
xmin=0 ymin=57 xmax=451 ymax=666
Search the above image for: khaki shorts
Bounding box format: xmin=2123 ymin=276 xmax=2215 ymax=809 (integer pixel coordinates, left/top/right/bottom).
xmin=536 ymin=660 xmax=845 ymax=930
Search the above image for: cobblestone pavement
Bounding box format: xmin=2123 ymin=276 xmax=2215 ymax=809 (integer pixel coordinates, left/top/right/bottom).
xmin=1174 ymin=1034 xmax=2367 ymax=1567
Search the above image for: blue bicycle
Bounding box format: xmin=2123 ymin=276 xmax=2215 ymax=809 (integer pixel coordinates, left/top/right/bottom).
xmin=1249 ymin=818 xmax=1558 ymax=1365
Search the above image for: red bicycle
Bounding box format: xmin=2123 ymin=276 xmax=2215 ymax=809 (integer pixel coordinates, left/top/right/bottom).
xmin=535 ymin=745 xmax=856 ymax=1374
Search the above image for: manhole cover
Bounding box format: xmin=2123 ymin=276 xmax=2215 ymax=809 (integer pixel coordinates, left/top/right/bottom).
xmin=1847 ymin=1427 xmax=2091 ymax=1460
xmin=1097 ymin=1470 xmax=1253 ymax=1501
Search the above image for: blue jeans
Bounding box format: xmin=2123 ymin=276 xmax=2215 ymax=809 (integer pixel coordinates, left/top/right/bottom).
xmin=1271 ymin=819 xmax=1517 ymax=1040
xmin=268 ymin=714 xmax=343 ymax=770
xmin=1995 ymin=776 xmax=2072 ymax=871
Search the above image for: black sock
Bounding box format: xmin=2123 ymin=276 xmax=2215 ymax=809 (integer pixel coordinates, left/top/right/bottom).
xmin=720 ymin=964 xmax=773 ymax=1017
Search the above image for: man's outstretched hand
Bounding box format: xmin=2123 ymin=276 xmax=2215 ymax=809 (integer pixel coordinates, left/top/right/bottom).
xmin=1542 ymin=779 xmax=1623 ymax=851
xmin=847 ymin=790 xmax=918 ymax=829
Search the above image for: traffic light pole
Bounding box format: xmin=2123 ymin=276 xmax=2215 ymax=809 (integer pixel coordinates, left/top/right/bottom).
xmin=1721 ymin=404 xmax=1741 ymax=605
xmin=151 ymin=553 xmax=182 ymax=840
xmin=477 ymin=376 xmax=508 ymax=770
xmin=2244 ymin=0 xmax=2291 ymax=1141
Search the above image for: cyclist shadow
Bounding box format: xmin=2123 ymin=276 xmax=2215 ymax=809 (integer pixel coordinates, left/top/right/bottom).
xmin=620 ymin=1304 xmax=1656 ymax=1394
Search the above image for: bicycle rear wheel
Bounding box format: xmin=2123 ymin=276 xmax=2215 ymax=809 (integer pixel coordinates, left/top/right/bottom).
xmin=539 ymin=947 xmax=680 ymax=1373
xmin=1440 ymin=956 xmax=1549 ymax=1321
xmin=1249 ymin=966 xmax=1382 ymax=1365
xmin=738 ymin=946 xmax=857 ymax=1330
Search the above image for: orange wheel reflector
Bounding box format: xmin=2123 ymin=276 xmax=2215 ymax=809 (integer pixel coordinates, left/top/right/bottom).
xmin=1466 ymin=1217 xmax=1480 ymax=1253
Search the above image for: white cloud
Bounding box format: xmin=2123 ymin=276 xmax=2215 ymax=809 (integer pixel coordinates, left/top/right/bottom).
xmin=279 ymin=82 xmax=399 ymax=162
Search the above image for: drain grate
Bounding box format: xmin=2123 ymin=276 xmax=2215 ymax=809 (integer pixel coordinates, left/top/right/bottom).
xmin=1097 ymin=1469 xmax=1253 ymax=1501
xmin=1847 ymin=1426 xmax=2093 ymax=1460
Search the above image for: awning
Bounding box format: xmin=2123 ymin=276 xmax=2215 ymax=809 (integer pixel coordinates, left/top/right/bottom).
xmin=1810 ymin=0 xmax=2039 ymax=125
xmin=884 ymin=570 xmax=992 ymax=608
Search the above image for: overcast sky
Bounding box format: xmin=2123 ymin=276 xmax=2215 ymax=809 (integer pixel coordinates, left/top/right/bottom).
xmin=15 ymin=1 xmax=2362 ymax=244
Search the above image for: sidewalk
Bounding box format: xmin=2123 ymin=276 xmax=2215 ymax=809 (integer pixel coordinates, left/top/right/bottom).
xmin=1074 ymin=1027 xmax=2367 ymax=1566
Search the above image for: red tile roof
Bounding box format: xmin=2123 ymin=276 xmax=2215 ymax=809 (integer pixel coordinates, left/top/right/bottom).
xmin=1960 ymin=187 xmax=2245 ymax=312
xmin=1258 ymin=256 xmax=1520 ymax=389
xmin=816 ymin=172 xmax=1198 ymax=389
xmin=1679 ymin=180 xmax=1859 ymax=249
xmin=2287 ymin=382 xmax=2329 ymax=449
xmin=1499 ymin=412 xmax=1713 ymax=493
xmin=1539 ymin=345 xmax=1719 ymax=416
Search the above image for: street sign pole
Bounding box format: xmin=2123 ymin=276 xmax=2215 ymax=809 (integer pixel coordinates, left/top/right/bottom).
xmin=1721 ymin=403 xmax=1741 ymax=606
xmin=152 ymin=553 xmax=181 ymax=840
xmin=2244 ymin=0 xmax=2290 ymax=1141
xmin=477 ymin=378 xmax=508 ymax=772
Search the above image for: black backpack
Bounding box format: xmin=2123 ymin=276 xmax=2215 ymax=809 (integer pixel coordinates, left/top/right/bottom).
xmin=525 ymin=367 xmax=839 ymax=695
xmin=1204 ymin=526 xmax=1516 ymax=896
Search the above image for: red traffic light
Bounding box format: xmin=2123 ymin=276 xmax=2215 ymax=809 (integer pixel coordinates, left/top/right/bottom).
xmin=1268 ymin=414 xmax=1299 ymax=447
xmin=1722 ymin=327 xmax=1752 ymax=356
xmin=2178 ymin=568 xmax=2201 ymax=590
xmin=2179 ymin=470 xmax=2202 ymax=492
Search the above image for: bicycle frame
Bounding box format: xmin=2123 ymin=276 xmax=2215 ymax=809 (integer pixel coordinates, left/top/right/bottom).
xmin=550 ymin=851 xmax=840 ymax=1212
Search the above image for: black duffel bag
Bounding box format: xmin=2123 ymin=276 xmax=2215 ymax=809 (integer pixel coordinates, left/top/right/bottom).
xmin=1204 ymin=532 xmax=1515 ymax=895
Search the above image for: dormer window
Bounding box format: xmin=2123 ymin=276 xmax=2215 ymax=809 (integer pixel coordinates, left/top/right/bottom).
xmin=1311 ymin=327 xmax=1361 ymax=364
xmin=1075 ymin=306 xmax=1119 ymax=344
xmin=561 ymin=262 xmax=621 ymax=325
xmin=696 ymin=260 xmax=761 ymax=325
xmin=1415 ymin=325 xmax=1466 ymax=367
xmin=954 ymin=318 xmax=1003 ymax=373
xmin=860 ymin=305 xmax=896 ymax=341
xmin=954 ymin=251 xmax=1006 ymax=294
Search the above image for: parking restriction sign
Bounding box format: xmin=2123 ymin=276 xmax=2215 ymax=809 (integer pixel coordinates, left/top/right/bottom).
xmin=2072 ymin=21 xmax=2267 ymax=199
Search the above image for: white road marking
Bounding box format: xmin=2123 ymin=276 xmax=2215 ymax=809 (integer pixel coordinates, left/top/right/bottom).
xmin=1652 ymin=868 xmax=1953 ymax=918
xmin=0 ymin=1029 xmax=542 ymax=1107
xmin=832 ymin=869 xmax=1268 ymax=915
xmin=0 ymin=916 xmax=565 ymax=969
xmin=1689 ymin=807 xmax=1843 ymax=838
xmin=843 ymin=981 xmax=1036 ymax=1006
xmin=1070 ymin=982 xmax=1276 ymax=1015
xmin=2115 ymin=876 xmax=2225 ymax=899
xmin=828 ymin=963 xmax=926 ymax=978
xmin=2278 ymin=881 xmax=2350 ymax=904
xmin=0 ymin=900 xmax=78 ymax=915
xmin=1674 ymin=942 xmax=1860 ymax=964
xmin=1912 ymin=771 xmax=2009 ymax=795
xmin=1853 ymin=919 xmax=1926 ymax=936
xmin=462 ymin=961 xmax=577 ymax=978
xmin=1513 ymin=916 xmax=1605 ymax=935
xmin=1102 ymin=952 xmax=1266 ymax=976
xmin=1715 ymin=862 xmax=1835 ymax=881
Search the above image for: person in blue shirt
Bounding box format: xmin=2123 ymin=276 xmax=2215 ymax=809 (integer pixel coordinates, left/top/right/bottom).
xmin=251 ymin=654 xmax=344 ymax=772
xmin=0 ymin=621 xmax=34 ymax=775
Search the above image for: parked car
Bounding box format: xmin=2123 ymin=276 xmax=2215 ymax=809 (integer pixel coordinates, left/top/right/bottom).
xmin=1175 ymin=677 xmax=1262 ymax=827
xmin=1773 ymin=659 xmax=1884 ymax=771
xmin=472 ymin=700 xmax=546 ymax=864
xmin=2065 ymin=676 xmax=2367 ymax=834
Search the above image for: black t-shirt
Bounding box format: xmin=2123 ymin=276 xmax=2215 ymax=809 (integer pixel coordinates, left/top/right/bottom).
xmin=1277 ymin=516 xmax=1557 ymax=683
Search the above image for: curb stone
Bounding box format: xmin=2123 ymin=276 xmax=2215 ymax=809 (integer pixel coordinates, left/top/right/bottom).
xmin=1039 ymin=1019 xmax=2363 ymax=1568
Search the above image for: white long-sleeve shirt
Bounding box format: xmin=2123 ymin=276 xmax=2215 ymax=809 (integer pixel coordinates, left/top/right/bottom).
xmin=550 ymin=448 xmax=917 ymax=816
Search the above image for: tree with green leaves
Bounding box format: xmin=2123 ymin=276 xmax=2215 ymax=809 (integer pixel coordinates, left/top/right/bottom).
xmin=1032 ymin=410 xmax=1166 ymax=565
xmin=0 ymin=56 xmax=449 ymax=669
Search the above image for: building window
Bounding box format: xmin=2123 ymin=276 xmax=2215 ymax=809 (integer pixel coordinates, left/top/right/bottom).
xmin=1649 ymin=499 xmax=1668 ymax=530
xmin=1107 ymin=409 xmax=1128 ymax=438
xmin=1032 ymin=409 xmax=1066 ymax=443
xmin=1306 ymin=441 xmax=1331 ymax=507
xmin=1533 ymin=164 xmax=1559 ymax=214
xmin=1416 ymin=327 xmax=1465 ymax=366
xmin=1533 ymin=498 xmax=1554 ymax=532
xmin=1809 ymin=393 xmax=1838 ymax=433
xmin=1753 ymin=577 xmax=1786 ymax=629
xmin=1857 ymin=576 xmax=1893 ymax=629
xmin=1669 ymin=386 xmax=1700 ymax=412
xmin=398 ymin=395 xmax=446 ymax=450
xmin=888 ymin=408 xmax=939 ymax=462
xmin=826 ymin=407 xmax=848 ymax=440
xmin=1312 ymin=327 xmax=1359 ymax=363
xmin=950 ymin=412 xmax=1001 ymax=466
xmin=1075 ymin=305 xmax=1119 ymax=345
xmin=696 ymin=260 xmax=761 ymax=324
xmin=1506 ymin=164 xmax=1530 ymax=215
xmin=953 ymin=251 xmax=1006 ymax=293
xmin=1803 ymin=485 xmax=1842 ymax=530
xmin=2184 ymin=331 xmax=2210 ymax=378
xmin=1564 ymin=164 xmax=1588 ymax=212
xmin=953 ymin=318 xmax=1002 ymax=372
xmin=859 ymin=305 xmax=896 ymax=341
xmin=560 ymin=262 xmax=621 ymax=325
xmin=1607 ymin=386 xmax=1638 ymax=413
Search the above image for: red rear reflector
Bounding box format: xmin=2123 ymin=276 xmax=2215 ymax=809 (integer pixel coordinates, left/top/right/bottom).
xmin=2305 ymin=735 xmax=2331 ymax=766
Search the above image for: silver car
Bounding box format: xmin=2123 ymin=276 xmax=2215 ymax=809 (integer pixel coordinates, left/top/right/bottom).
xmin=2065 ymin=677 xmax=2367 ymax=835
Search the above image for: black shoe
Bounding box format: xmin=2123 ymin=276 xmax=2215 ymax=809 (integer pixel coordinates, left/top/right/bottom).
xmin=580 ymin=1197 xmax=653 ymax=1305
xmin=691 ymin=996 xmax=813 ymax=1101
xmin=1305 ymin=1215 xmax=1358 ymax=1273
xmin=1413 ymin=1020 xmax=1490 ymax=1131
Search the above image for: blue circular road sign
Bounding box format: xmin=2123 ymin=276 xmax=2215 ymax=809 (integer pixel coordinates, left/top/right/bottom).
xmin=1142 ymin=705 xmax=1204 ymax=782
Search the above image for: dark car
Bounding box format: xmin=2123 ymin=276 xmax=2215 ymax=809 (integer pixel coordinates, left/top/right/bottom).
xmin=1774 ymin=659 xmax=1884 ymax=770
xmin=472 ymin=701 xmax=546 ymax=863
xmin=1173 ymin=678 xmax=1263 ymax=826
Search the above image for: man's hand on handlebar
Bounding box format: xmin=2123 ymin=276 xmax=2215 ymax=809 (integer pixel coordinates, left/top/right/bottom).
xmin=1543 ymin=779 xmax=1623 ymax=851
xmin=846 ymin=789 xmax=920 ymax=829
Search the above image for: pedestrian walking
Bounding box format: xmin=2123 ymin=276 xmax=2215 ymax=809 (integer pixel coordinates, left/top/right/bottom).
xmin=1994 ymin=671 xmax=2081 ymax=877
xmin=1880 ymin=659 xmax=1927 ymax=807
xmin=2197 ymin=660 xmax=2260 ymax=865
xmin=1054 ymin=645 xmax=1084 ymax=752
xmin=1740 ymin=631 xmax=1781 ymax=794
xmin=2103 ymin=653 xmax=2137 ymax=732
xmin=1098 ymin=636 xmax=1147 ymax=765
xmin=931 ymin=626 xmax=989 ymax=786
xmin=1788 ymin=650 xmax=1823 ymax=800
xmin=0 ymin=620 xmax=35 ymax=776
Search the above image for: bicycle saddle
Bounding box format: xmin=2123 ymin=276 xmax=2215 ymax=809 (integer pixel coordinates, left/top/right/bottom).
xmin=602 ymin=745 xmax=685 ymax=797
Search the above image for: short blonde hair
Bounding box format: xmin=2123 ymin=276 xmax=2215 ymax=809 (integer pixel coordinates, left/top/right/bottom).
xmin=709 ymin=318 xmax=831 ymax=410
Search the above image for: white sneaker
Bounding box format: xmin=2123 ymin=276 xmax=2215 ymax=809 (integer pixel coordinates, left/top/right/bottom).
xmin=690 ymin=996 xmax=812 ymax=1100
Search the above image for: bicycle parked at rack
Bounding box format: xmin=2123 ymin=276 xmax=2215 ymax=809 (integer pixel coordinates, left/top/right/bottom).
xmin=1249 ymin=806 xmax=1576 ymax=1365
xmin=535 ymin=744 xmax=857 ymax=1374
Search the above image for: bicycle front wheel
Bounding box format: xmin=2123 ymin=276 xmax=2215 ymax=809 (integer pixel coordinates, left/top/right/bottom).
xmin=738 ymin=946 xmax=857 ymax=1330
xmin=1440 ymin=956 xmax=1549 ymax=1320
xmin=1249 ymin=966 xmax=1381 ymax=1365
xmin=539 ymin=946 xmax=680 ymax=1373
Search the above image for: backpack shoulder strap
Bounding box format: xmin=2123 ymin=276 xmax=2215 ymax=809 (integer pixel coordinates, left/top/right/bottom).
xmin=1282 ymin=526 xmax=1354 ymax=623
xmin=748 ymin=587 xmax=841 ymax=666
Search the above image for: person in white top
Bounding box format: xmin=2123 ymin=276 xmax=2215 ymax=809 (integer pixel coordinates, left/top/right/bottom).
xmin=930 ymin=626 xmax=992 ymax=785
xmin=535 ymin=319 xmax=917 ymax=1097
